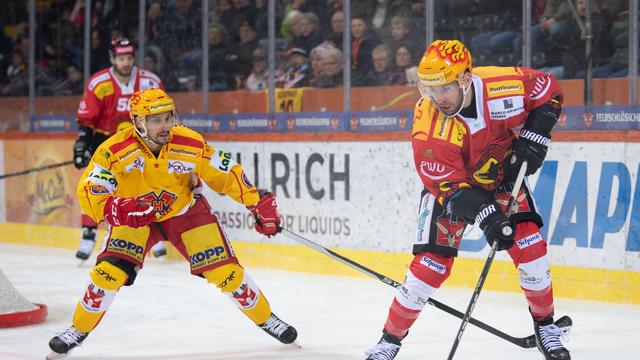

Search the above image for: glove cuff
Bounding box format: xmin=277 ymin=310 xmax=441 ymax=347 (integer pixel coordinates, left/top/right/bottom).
xmin=475 ymin=202 xmax=499 ymax=229
xmin=519 ymin=129 xmax=550 ymax=147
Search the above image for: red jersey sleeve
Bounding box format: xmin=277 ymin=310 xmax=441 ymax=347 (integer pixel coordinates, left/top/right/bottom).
xmin=521 ymin=67 xmax=563 ymax=112
xmin=76 ymin=86 xmax=101 ymax=128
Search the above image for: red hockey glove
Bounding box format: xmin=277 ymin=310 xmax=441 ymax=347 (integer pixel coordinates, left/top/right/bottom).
xmin=103 ymin=196 xmax=156 ymax=228
xmin=248 ymin=192 xmax=281 ymax=237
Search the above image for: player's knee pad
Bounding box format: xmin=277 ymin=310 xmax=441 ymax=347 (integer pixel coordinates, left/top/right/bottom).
xmin=517 ymin=255 xmax=552 ymax=292
xmin=98 ymin=256 xmax=139 ymax=286
xmin=394 ymin=268 xmax=439 ymax=311
xmin=395 ymin=253 xmax=453 ymax=311
xmin=90 ymin=261 xmax=128 ymax=290
xmin=203 ymin=263 xmax=245 ymax=293
xmin=78 ymin=261 xmax=127 ymax=316
xmin=204 ymin=264 xmax=263 ymax=311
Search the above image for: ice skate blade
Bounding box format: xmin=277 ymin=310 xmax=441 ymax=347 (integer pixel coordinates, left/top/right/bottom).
xmin=46 ymin=350 xmax=67 ymax=359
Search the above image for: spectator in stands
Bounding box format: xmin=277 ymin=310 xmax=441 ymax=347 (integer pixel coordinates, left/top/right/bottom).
xmin=351 ymin=15 xmax=381 ymax=86
xmin=90 ymin=30 xmax=110 ymax=73
xmin=469 ymin=0 xmax=520 ymax=66
xmin=1 ymin=51 xmax=27 ymax=96
xmin=325 ymin=10 xmax=344 ymax=48
xmin=363 ymin=44 xmax=393 ymax=86
xmin=215 ymin=0 xmax=234 ymax=30
xmin=384 ymin=15 xmax=421 ymax=58
xmin=295 ymin=12 xmax=324 ymax=55
xmin=245 ymin=48 xmax=269 ymax=91
xmin=388 ymin=44 xmax=417 ymax=85
xmin=156 ymin=0 xmax=201 ymax=89
xmin=52 ymin=64 xmax=83 ymax=96
xmin=224 ymin=0 xmax=257 ymax=42
xmin=145 ymin=1 xmax=165 ymax=46
xmin=308 ymin=42 xmax=334 ymax=87
xmin=316 ymin=47 xmax=343 ymax=88
xmin=286 ymin=11 xmax=306 ymax=46
xmin=208 ymin=25 xmax=234 ymax=91
xmin=224 ymin=21 xmax=259 ymax=87
xmin=279 ymin=47 xmax=310 ymax=88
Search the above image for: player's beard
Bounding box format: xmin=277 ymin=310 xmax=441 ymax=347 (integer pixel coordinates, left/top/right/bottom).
xmin=152 ymin=128 xmax=172 ymax=145
xmin=114 ymin=64 xmax=133 ymax=78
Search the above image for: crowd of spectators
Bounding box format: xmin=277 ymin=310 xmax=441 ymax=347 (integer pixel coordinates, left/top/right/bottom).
xmin=0 ymin=0 xmax=636 ymax=98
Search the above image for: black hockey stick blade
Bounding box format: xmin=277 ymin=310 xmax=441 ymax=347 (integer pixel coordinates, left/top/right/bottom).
xmin=278 ymin=227 xmax=549 ymax=349
xmin=0 ymin=160 xmax=74 ymax=180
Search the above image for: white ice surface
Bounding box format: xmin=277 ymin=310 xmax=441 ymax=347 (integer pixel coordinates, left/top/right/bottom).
xmin=0 ymin=242 xmax=638 ymax=360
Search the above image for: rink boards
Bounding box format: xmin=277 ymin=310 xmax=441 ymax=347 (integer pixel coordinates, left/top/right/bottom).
xmin=0 ymin=137 xmax=639 ymax=304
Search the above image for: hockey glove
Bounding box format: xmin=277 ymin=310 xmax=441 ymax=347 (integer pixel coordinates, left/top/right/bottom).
xmin=73 ymin=139 xmax=92 ymax=169
xmin=505 ymin=129 xmax=549 ymax=178
xmin=248 ymin=192 xmax=281 ymax=237
xmin=476 ymin=202 xmax=515 ymax=251
xmin=103 ymin=196 xmax=156 ymax=228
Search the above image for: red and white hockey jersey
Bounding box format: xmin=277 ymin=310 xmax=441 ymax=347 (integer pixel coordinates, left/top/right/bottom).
xmin=76 ymin=67 xmax=164 ymax=135
xmin=411 ymin=66 xmax=562 ymax=203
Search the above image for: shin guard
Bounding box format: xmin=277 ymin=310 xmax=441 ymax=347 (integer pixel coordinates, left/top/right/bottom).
xmin=384 ymin=253 xmax=453 ymax=338
xmin=72 ymin=261 xmax=128 ymax=333
xmin=203 ymin=263 xmax=271 ymax=325
xmin=508 ymin=221 xmax=554 ymax=320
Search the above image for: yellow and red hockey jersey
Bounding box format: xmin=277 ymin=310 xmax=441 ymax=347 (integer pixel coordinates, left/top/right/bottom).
xmin=412 ymin=66 xmax=562 ymax=204
xmin=77 ymin=125 xmax=259 ymax=224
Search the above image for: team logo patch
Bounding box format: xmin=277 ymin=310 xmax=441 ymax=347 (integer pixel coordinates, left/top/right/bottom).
xmin=529 ymin=75 xmax=552 ymax=100
xmin=435 ymin=215 xmax=465 ymax=248
xmin=81 ymin=283 xmax=105 ymax=312
xmin=138 ymin=190 xmax=178 ymax=217
xmin=419 ymin=256 xmax=447 ymax=274
xmin=232 ymin=283 xmax=258 ymax=309
xmin=209 ymin=149 xmax=236 ymax=173
xmin=168 ymin=160 xmax=196 ymax=174
xmin=125 ymin=156 xmax=145 ymax=173
xmin=488 ymin=96 xmax=525 ymax=120
xmin=87 ymin=164 xmax=117 ymax=192
xmin=107 ymin=238 xmax=144 ymax=261
xmin=486 ymin=80 xmax=524 ymax=98
xmin=189 ymin=246 xmax=228 ymax=270
xmin=89 ymin=184 xmax=111 ymax=195
xmin=419 ymin=161 xmax=452 ymax=181
xmin=516 ymin=232 xmax=543 ymax=249
xmin=241 ymin=171 xmax=253 ymax=188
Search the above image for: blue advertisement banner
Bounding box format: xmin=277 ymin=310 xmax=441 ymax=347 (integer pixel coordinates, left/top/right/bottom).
xmin=29 ymin=106 xmax=640 ymax=133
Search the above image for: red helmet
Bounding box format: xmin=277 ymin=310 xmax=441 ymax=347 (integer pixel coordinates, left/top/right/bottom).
xmin=110 ymin=37 xmax=136 ymax=57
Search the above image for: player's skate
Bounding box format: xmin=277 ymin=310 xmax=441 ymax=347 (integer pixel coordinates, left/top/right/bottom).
xmin=259 ymin=313 xmax=298 ymax=345
xmin=47 ymin=326 xmax=88 ymax=359
xmin=364 ymin=330 xmax=402 ymax=360
xmin=534 ymin=315 xmax=571 ymax=359
xmin=75 ymin=239 xmax=96 ymax=260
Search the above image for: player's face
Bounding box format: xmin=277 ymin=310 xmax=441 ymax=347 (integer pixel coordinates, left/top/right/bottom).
xmin=144 ymin=111 xmax=175 ymax=144
xmin=113 ymin=54 xmax=135 ymax=77
xmin=422 ymin=75 xmax=469 ymax=116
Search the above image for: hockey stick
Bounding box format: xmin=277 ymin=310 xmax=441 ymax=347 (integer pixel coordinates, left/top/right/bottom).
xmin=278 ymin=224 xmax=544 ymax=349
xmin=446 ymin=161 xmax=528 ymax=360
xmin=0 ymin=160 xmax=74 ymax=180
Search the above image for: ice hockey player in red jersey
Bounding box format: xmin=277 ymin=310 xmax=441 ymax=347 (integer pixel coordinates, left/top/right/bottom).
xmin=73 ymin=37 xmax=167 ymax=260
xmin=364 ymin=40 xmax=571 ymax=360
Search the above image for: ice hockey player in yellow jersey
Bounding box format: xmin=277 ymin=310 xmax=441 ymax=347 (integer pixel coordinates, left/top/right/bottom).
xmin=48 ymin=88 xmax=297 ymax=358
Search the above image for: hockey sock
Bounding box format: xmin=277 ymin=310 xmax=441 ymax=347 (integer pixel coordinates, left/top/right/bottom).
xmin=507 ymin=221 xmax=554 ymax=320
xmin=384 ymin=253 xmax=453 ymax=338
xmin=82 ymin=226 xmax=97 ymax=242
xmin=203 ymin=263 xmax=271 ymax=325
xmin=72 ymin=261 xmax=127 ymax=333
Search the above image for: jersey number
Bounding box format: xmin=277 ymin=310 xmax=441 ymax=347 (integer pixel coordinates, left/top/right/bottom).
xmin=117 ymin=98 xmax=130 ymax=112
